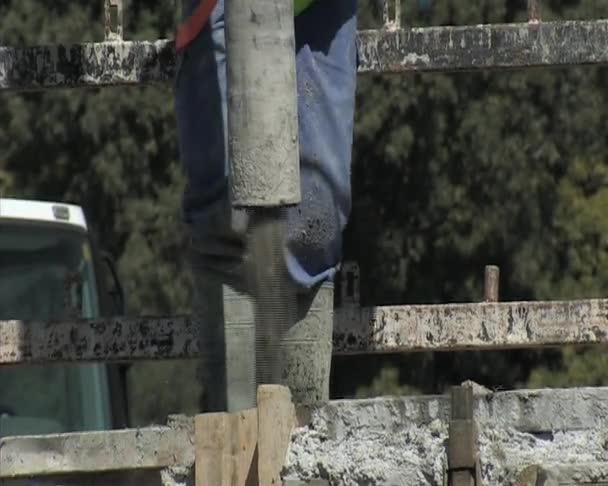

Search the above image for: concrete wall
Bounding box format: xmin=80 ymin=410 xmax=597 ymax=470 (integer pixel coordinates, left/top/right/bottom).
xmin=2 ymin=386 xmax=608 ymax=486
xmin=283 ymin=385 xmax=608 ymax=485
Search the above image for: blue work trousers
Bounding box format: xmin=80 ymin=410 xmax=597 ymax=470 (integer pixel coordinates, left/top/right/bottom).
xmin=175 ymin=0 xmax=357 ymax=292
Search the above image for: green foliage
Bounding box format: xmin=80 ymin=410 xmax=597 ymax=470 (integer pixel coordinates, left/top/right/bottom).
xmin=348 ymin=0 xmax=608 ymax=395
xmin=0 ymin=0 xmax=195 ymax=425
xmin=2 ymin=0 xmax=608 ymax=420
xmin=355 ymin=367 xmax=418 ymax=399
xmin=126 ymin=360 xmax=200 ymax=427
xmin=528 ymin=347 xmax=608 ymax=388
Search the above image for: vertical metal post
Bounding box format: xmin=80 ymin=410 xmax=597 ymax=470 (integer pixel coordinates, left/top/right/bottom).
xmin=528 ymin=0 xmax=541 ymax=24
xmin=448 ymin=386 xmax=481 ymax=486
xmin=382 ymin=0 xmax=401 ymax=30
xmin=104 ymin=0 xmax=124 ymax=41
xmin=339 ymin=261 xmax=360 ymax=306
xmin=483 ymin=265 xmax=500 ymax=302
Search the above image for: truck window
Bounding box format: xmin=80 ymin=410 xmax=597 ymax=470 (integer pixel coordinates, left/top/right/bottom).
xmin=0 ymin=223 xmax=112 ymax=437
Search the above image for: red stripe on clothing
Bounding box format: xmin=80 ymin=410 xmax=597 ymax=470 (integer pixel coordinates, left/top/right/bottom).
xmin=175 ymin=0 xmax=219 ymax=52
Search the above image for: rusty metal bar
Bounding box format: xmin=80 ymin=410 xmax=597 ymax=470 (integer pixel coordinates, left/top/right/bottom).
xmin=2 ymin=19 xmax=608 ymax=91
xmin=2 ymin=297 xmax=608 ymax=365
xmin=104 ymin=0 xmax=124 ymax=42
xmin=483 ymin=265 xmax=499 ymax=302
xmin=382 ymin=0 xmax=401 ymax=30
xmin=528 ymin=0 xmax=541 ymax=24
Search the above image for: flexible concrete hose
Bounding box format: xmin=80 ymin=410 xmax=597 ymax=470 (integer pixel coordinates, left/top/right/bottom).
xmin=246 ymin=208 xmax=297 ymax=386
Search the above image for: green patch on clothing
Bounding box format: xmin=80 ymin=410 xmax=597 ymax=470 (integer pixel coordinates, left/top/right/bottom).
xmin=294 ymin=0 xmax=316 ymax=15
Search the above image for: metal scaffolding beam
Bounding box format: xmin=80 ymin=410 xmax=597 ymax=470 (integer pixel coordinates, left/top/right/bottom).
xmin=1 ymin=19 xmax=608 ymax=91
xmin=1 ymin=297 xmax=607 ymax=365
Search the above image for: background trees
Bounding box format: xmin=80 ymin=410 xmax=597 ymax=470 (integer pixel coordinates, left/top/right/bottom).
xmin=1 ymin=0 xmax=607 ymax=425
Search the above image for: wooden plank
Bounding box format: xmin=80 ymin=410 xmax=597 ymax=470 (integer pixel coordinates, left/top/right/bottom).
xmin=257 ymin=385 xmax=296 ymax=486
xmin=2 ymin=20 xmax=608 ymax=91
xmin=2 ymin=297 xmax=608 ymax=366
xmin=195 ymin=409 xmax=258 ymax=486
xmin=195 ymin=413 xmax=231 ymax=486
xmin=0 ymin=426 xmax=192 ymax=478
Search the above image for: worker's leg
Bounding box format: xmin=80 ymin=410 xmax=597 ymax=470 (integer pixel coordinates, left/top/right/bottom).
xmin=285 ymin=0 xmax=358 ymax=290
xmin=176 ymin=0 xmax=357 ymax=292
xmin=175 ymin=0 xmax=357 ymax=408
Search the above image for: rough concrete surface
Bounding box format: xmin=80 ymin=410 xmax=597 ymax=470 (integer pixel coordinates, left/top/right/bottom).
xmin=284 ymin=397 xmax=448 ymax=485
xmin=479 ymin=426 xmax=608 ymax=484
xmin=283 ymin=387 xmax=608 ymax=485
xmin=2 ymin=387 xmax=607 ymax=485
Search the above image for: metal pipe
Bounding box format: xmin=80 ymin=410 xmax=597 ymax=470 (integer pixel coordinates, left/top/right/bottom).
xmin=224 ymin=0 xmax=302 ymax=410
xmin=484 ymin=265 xmax=500 ymax=302
xmin=528 ymin=0 xmax=541 ymax=23
xmin=225 ymin=0 xmax=301 ymax=207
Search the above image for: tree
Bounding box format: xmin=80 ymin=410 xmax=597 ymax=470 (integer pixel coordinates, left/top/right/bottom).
xmin=344 ymin=0 xmax=608 ymax=397
xmin=0 ymin=0 xmax=198 ymax=425
xmin=2 ymin=0 xmax=607 ymax=422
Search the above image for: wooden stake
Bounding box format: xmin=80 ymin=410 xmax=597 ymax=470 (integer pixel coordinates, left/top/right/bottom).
xmin=257 ymin=385 xmax=296 ymax=486
xmin=195 ymin=409 xmax=258 ymax=486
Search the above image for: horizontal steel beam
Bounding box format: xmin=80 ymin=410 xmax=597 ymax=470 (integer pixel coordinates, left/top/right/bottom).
xmin=0 ymin=40 xmax=176 ymax=91
xmin=1 ymin=19 xmax=608 ymax=91
xmin=0 ymin=315 xmax=199 ymax=365
xmin=357 ymin=19 xmax=608 ymax=73
xmin=1 ymin=297 xmax=607 ymax=365
xmin=332 ymin=297 xmax=608 ymax=354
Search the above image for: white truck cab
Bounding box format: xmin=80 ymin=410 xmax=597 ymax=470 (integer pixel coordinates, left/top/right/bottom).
xmin=0 ymin=198 xmax=129 ymax=437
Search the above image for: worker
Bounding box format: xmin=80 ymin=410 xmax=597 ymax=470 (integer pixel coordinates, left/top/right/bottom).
xmin=174 ymin=0 xmax=357 ymax=411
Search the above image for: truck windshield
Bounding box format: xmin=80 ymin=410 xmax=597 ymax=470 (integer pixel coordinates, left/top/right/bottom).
xmin=0 ymin=223 xmax=112 ymax=437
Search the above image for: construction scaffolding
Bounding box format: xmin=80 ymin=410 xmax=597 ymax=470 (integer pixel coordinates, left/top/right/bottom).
xmin=1 ymin=0 xmax=608 ymax=484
